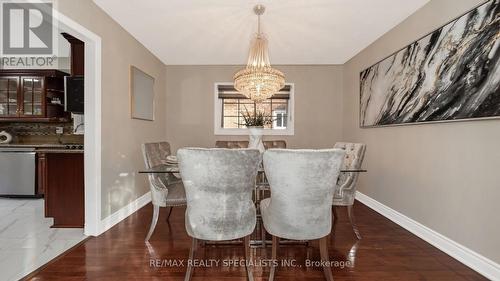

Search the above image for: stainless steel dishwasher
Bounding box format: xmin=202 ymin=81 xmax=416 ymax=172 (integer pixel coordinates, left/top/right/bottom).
xmin=0 ymin=147 xmax=36 ymax=196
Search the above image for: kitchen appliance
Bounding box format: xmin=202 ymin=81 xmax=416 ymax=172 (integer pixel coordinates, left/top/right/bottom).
xmin=0 ymin=147 xmax=36 ymax=197
xmin=63 ymin=143 xmax=84 ymax=150
xmin=64 ymin=76 xmax=84 ymax=114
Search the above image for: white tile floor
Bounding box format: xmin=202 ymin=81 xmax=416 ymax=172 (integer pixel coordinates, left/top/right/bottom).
xmin=0 ymin=198 xmax=87 ymax=281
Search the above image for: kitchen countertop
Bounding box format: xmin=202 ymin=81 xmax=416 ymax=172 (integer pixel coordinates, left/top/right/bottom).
xmin=0 ymin=143 xmax=84 ymax=153
xmin=0 ymin=143 xmax=68 ymax=148
xmin=35 ymin=149 xmax=84 ymax=153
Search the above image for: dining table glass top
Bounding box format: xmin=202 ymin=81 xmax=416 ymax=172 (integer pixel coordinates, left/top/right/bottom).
xmin=138 ymin=162 xmax=366 ymax=248
xmin=138 ymin=164 xmax=367 ymax=174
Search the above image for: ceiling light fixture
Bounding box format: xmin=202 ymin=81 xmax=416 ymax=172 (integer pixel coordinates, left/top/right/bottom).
xmin=233 ymin=4 xmax=285 ymax=103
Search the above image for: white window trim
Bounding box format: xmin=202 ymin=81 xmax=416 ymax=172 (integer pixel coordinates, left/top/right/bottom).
xmin=214 ymin=82 xmax=295 ymax=136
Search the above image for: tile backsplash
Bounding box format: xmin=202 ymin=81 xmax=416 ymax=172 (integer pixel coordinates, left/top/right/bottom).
xmin=0 ymin=122 xmax=83 ymax=144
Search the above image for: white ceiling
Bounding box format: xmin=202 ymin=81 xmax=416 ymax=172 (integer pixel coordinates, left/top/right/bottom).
xmin=93 ymin=0 xmax=429 ymax=65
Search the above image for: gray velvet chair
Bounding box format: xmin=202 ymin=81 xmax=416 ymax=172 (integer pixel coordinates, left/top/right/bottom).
xmin=332 ymin=142 xmax=366 ymax=240
xmin=263 ymin=140 xmax=287 ymax=150
xmin=260 ymin=149 xmax=345 ymax=281
xmin=142 ymin=142 xmax=186 ymax=241
xmin=177 ymin=148 xmax=261 ymax=281
xmin=215 ymin=140 xmax=287 ymax=149
xmin=215 ymin=140 xmax=249 ymax=149
xmin=215 ymin=140 xmax=287 ymax=247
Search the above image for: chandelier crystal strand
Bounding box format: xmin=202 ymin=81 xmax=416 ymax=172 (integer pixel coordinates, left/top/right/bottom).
xmin=234 ymin=5 xmax=285 ymax=103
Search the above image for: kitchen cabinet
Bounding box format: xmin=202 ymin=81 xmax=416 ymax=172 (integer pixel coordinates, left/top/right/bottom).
xmin=0 ymin=70 xmax=69 ymax=121
xmin=0 ymin=76 xmax=19 ymax=117
xmin=40 ymin=152 xmax=84 ymax=228
xmin=36 ymin=153 xmax=47 ymax=196
xmin=62 ymin=33 xmax=85 ymax=76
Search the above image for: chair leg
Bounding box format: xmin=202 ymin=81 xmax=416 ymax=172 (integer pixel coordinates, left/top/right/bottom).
xmin=166 ymin=206 xmax=173 ymax=222
xmin=244 ymin=235 xmax=254 ymax=281
xmin=145 ymin=205 xmax=160 ymax=242
xmin=347 ymin=205 xmax=362 ymax=240
xmin=184 ymin=237 xmax=198 ymax=281
xmin=332 ymin=206 xmax=339 ymax=235
xmin=261 ymin=220 xmax=267 ymax=248
xmin=332 ymin=206 xmax=339 ymax=225
xmin=306 ymin=240 xmax=312 ymax=260
xmin=319 ymin=236 xmax=334 ymax=281
xmin=269 ymin=235 xmax=279 ymax=281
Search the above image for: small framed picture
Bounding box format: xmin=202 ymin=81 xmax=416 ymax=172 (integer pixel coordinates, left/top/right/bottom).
xmin=130 ymin=66 xmax=155 ymax=121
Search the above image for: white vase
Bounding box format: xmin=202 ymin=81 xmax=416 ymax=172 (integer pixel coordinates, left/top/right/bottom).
xmin=248 ymin=127 xmax=265 ymax=153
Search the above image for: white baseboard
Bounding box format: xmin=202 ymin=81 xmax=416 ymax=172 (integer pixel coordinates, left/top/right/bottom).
xmin=98 ymin=191 xmax=151 ymax=235
xmin=355 ymin=191 xmax=500 ymax=281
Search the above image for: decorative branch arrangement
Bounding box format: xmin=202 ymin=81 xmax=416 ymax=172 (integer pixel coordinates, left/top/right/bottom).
xmin=239 ymin=107 xmax=274 ymax=127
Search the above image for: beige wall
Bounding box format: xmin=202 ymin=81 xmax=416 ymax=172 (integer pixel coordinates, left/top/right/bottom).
xmin=56 ymin=0 xmax=167 ymax=219
xmin=165 ymin=65 xmax=344 ymax=152
xmin=342 ymin=0 xmax=500 ymax=263
xmin=56 ymin=0 xmax=500 ymax=263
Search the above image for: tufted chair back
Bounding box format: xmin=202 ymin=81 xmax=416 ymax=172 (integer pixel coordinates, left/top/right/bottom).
xmin=215 ymin=140 xmax=287 ymax=149
xmin=260 ymin=149 xmax=345 ymax=240
xmin=142 ymin=142 xmax=171 ymax=168
xmin=215 ymin=140 xmax=249 ymax=149
xmin=177 ymin=148 xmax=262 ymax=241
xmin=333 ymin=142 xmax=366 ymax=206
xmin=142 ymin=141 xmax=184 ymax=208
xmin=263 ymin=140 xmax=287 ymax=149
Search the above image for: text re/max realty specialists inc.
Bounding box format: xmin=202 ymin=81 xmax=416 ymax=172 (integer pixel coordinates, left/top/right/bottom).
xmin=150 ymin=258 xmax=352 ymax=269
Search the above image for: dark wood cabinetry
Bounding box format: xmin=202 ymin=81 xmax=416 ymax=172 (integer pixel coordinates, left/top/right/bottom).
xmin=36 ymin=152 xmax=48 ymax=196
xmin=0 ymin=70 xmax=69 ymax=122
xmin=62 ymin=33 xmax=85 ymax=76
xmin=41 ymin=152 xmax=84 ymax=228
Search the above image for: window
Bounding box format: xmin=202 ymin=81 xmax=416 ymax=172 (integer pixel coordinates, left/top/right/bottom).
xmin=214 ymin=83 xmax=294 ymax=135
xmin=273 ymin=109 xmax=287 ymax=129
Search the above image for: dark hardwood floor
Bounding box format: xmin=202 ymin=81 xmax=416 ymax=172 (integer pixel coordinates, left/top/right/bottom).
xmin=27 ymin=201 xmax=486 ymax=281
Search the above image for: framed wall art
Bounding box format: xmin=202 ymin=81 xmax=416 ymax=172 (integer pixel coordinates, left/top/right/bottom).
xmin=360 ymin=0 xmax=499 ymax=127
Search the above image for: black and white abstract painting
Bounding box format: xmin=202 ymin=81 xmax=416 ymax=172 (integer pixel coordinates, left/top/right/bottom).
xmin=360 ymin=0 xmax=499 ymax=127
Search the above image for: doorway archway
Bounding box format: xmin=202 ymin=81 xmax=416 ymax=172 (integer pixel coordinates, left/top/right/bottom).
xmin=54 ymin=10 xmax=102 ymax=236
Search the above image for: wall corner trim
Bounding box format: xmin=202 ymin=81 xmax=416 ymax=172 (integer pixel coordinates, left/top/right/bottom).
xmin=355 ymin=191 xmax=500 ymax=281
xmin=97 ymin=192 xmax=152 ymax=235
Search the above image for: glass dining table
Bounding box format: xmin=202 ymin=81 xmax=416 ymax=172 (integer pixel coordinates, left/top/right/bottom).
xmin=139 ymin=164 xmax=367 ymax=247
xmin=138 ymin=165 xmax=367 ymax=175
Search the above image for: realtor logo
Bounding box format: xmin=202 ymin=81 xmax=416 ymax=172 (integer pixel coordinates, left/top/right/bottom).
xmin=1 ymin=1 xmax=53 ymax=55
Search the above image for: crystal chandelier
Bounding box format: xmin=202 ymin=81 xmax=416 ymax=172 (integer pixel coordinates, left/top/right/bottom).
xmin=234 ymin=4 xmax=285 ymax=103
